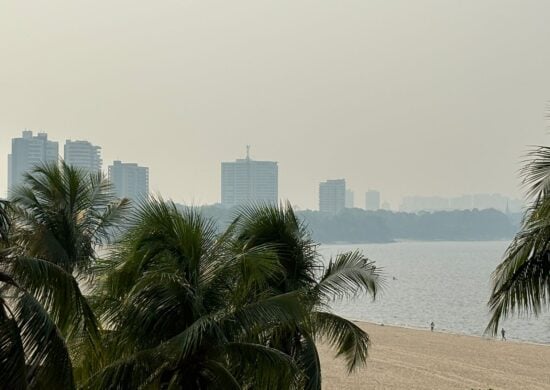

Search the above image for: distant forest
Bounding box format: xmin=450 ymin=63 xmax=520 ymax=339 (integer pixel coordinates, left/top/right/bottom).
xmin=194 ymin=205 xmax=520 ymax=243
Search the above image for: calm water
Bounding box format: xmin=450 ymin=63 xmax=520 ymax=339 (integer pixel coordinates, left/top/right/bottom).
xmin=320 ymin=241 xmax=550 ymax=344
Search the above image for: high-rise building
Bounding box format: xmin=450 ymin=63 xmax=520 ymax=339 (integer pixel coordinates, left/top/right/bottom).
xmin=345 ymin=189 xmax=354 ymax=208
xmin=365 ymin=190 xmax=381 ymax=211
xmin=8 ymin=130 xmax=59 ymax=192
xmin=221 ymin=149 xmax=278 ymax=208
xmin=64 ymin=140 xmax=102 ymax=173
xmin=319 ymin=179 xmax=345 ymax=214
xmin=108 ymin=160 xmax=149 ymax=201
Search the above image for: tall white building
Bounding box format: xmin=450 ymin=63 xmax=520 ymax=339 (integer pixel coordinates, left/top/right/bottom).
xmin=319 ymin=179 xmax=346 ymax=214
xmin=221 ymin=149 xmax=278 ymax=208
xmin=64 ymin=140 xmax=102 ymax=173
xmin=365 ymin=190 xmax=381 ymax=211
xmin=108 ymin=161 xmax=149 ymax=201
xmin=8 ymin=130 xmax=59 ymax=192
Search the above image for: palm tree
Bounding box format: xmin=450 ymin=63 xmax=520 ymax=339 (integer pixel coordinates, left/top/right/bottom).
xmin=0 ymin=199 xmax=75 ymax=389
xmin=8 ymin=161 xmax=129 ymax=383
xmin=488 ymin=146 xmax=550 ymax=334
xmin=231 ymin=202 xmax=382 ymax=390
xmin=90 ymin=198 xmax=305 ymax=389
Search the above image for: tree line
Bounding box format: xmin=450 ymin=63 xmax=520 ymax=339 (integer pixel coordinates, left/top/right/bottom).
xmin=200 ymin=206 xmax=518 ymax=244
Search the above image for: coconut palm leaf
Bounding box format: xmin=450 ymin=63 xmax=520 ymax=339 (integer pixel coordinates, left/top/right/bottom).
xmin=488 ymin=146 xmax=550 ymax=334
xmin=313 ymin=311 xmax=370 ymax=372
xmin=0 ymin=294 xmax=27 ymax=389
xmin=316 ymin=250 xmax=381 ymax=302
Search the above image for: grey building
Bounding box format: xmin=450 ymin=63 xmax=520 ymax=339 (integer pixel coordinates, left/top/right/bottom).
xmin=345 ymin=189 xmax=354 ymax=208
xmin=64 ymin=140 xmax=102 ymax=173
xmin=365 ymin=190 xmax=381 ymax=211
xmin=319 ymin=179 xmax=346 ymax=214
xmin=8 ymin=130 xmax=59 ymax=192
xmin=221 ymin=150 xmax=278 ymax=208
xmin=108 ymin=160 xmax=149 ymax=201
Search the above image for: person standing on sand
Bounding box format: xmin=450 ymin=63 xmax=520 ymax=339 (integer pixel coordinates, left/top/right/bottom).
xmin=430 ymin=321 xmax=435 ymax=332
xmin=501 ymin=328 xmax=506 ymax=341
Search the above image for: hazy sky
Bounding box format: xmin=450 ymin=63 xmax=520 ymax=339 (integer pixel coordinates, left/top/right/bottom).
xmin=1 ymin=1 xmax=549 ymax=209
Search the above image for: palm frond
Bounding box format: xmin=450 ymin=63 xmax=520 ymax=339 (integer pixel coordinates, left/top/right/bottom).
xmin=0 ymin=297 xmax=27 ymax=390
xmin=14 ymin=292 xmax=75 ymax=389
xmin=317 ymin=250 xmax=382 ymax=303
xmin=225 ymin=342 xmax=301 ymax=389
xmin=487 ymin=181 xmax=550 ymax=334
xmin=298 ymin=332 xmax=322 ymax=390
xmin=521 ymin=146 xmax=550 ymax=202
xmin=313 ymin=311 xmax=370 ymax=373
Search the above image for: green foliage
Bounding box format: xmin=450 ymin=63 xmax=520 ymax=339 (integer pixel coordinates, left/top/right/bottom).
xmin=0 ymin=162 xmax=128 ymax=387
xmin=487 ymin=146 xmax=550 ymax=334
xmin=1 ymin=169 xmax=382 ymax=388
xmin=231 ymin=202 xmax=382 ymax=389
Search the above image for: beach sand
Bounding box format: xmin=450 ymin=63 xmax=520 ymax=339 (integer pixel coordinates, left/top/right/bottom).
xmin=319 ymin=322 xmax=550 ymax=389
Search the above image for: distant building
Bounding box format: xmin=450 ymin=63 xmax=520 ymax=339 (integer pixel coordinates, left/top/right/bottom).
xmin=399 ymin=193 xmax=522 ymax=213
xmin=449 ymin=195 xmax=473 ymax=210
xmin=8 ymin=130 xmax=59 ymax=192
xmin=64 ymin=140 xmax=102 ymax=173
xmin=345 ymin=189 xmax=354 ymax=208
xmin=319 ymin=179 xmax=345 ymax=214
xmin=221 ymin=148 xmax=278 ymax=208
xmin=365 ymin=190 xmax=381 ymax=211
xmin=108 ymin=160 xmax=149 ymax=201
xmin=381 ymin=201 xmax=391 ymax=210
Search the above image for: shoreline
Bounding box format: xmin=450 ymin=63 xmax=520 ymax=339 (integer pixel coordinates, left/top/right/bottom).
xmin=349 ymin=319 xmax=550 ymax=347
xmin=320 ymin=320 xmax=550 ymax=389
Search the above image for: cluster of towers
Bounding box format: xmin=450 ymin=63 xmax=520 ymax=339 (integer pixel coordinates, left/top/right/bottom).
xmin=7 ymin=130 xmax=149 ymax=201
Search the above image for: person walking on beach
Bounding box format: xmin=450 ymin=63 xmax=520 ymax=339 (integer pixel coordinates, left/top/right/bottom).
xmin=501 ymin=328 xmax=506 ymax=341
xmin=430 ymin=321 xmax=435 ymax=332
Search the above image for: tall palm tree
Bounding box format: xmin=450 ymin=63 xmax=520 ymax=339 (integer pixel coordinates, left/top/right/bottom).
xmin=232 ymin=202 xmax=382 ymax=390
xmin=90 ymin=198 xmax=304 ymax=389
xmin=9 ymin=161 xmax=129 ymax=383
xmin=0 ymin=199 xmax=75 ymax=389
xmin=488 ymin=146 xmax=550 ymax=334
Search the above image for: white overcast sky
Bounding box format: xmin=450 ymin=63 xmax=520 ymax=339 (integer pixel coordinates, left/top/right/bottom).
xmin=1 ymin=0 xmax=549 ymax=209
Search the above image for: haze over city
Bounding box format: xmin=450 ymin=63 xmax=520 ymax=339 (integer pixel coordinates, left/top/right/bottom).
xmin=2 ymin=1 xmax=549 ymax=209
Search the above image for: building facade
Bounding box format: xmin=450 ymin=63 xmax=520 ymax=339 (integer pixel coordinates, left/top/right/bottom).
xmin=345 ymin=189 xmax=354 ymax=208
xmin=319 ymin=179 xmax=346 ymax=214
xmin=108 ymin=160 xmax=149 ymax=201
xmin=221 ymin=151 xmax=278 ymax=208
xmin=64 ymin=140 xmax=102 ymax=173
xmin=8 ymin=131 xmax=59 ymax=192
xmin=365 ymin=190 xmax=381 ymax=211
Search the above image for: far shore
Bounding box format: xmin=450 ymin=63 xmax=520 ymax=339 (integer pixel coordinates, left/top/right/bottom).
xmin=320 ymin=321 xmax=550 ymax=389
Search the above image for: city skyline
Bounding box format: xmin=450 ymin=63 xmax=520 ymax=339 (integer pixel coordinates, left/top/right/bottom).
xmin=1 ymin=1 xmax=549 ymax=209
xmin=3 ymin=130 xmax=525 ymax=211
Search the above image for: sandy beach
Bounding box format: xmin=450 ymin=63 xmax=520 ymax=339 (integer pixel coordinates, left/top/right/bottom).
xmin=320 ymin=321 xmax=550 ymax=390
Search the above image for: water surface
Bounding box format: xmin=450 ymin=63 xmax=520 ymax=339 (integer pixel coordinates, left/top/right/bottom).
xmin=320 ymin=241 xmax=550 ymax=344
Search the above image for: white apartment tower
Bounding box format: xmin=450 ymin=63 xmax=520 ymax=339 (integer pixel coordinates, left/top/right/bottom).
xmin=319 ymin=179 xmax=346 ymax=214
xmin=8 ymin=130 xmax=59 ymax=192
xmin=108 ymin=160 xmax=149 ymax=201
xmin=221 ymin=148 xmax=278 ymax=208
xmin=64 ymin=140 xmax=102 ymax=173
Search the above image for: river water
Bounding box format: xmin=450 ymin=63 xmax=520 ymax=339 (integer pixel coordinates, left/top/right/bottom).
xmin=320 ymin=241 xmax=550 ymax=344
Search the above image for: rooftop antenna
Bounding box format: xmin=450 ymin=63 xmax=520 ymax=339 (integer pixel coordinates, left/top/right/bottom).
xmin=246 ymin=145 xmax=250 ymax=160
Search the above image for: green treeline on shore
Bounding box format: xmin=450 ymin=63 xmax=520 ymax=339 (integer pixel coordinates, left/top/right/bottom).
xmin=198 ymin=206 xmax=519 ymax=244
